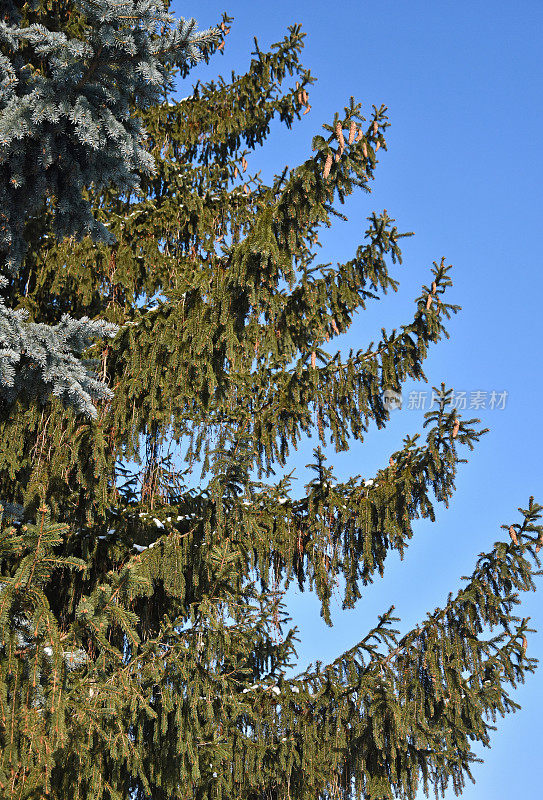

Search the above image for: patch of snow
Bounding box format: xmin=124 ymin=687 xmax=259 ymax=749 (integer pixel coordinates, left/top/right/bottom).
xmin=364 ymin=479 xmax=374 ymax=487
xmin=153 ymin=518 xmax=164 ymax=528
xmin=133 ymin=544 xmax=148 ymax=553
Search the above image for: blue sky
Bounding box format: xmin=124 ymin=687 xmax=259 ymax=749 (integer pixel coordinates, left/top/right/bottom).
xmin=171 ymin=2 xmax=543 ymax=797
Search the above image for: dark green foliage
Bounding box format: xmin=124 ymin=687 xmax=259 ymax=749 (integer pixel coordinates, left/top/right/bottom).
xmin=0 ymin=10 xmax=540 ymax=800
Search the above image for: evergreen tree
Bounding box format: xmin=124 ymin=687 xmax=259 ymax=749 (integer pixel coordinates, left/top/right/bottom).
xmin=0 ymin=0 xmax=221 ymax=416
xmin=0 ymin=11 xmax=541 ymax=800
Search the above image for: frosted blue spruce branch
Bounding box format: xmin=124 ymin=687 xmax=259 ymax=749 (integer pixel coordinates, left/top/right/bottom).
xmin=0 ymin=277 xmax=118 ymax=418
xmin=0 ymin=1 xmax=221 ymax=416
xmin=0 ymin=0 xmax=221 ymax=269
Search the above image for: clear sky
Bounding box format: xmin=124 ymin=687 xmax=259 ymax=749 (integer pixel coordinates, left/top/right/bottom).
xmin=171 ymin=2 xmax=543 ymax=797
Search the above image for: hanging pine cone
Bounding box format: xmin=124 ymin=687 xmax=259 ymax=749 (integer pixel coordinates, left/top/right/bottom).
xmin=242 ymin=156 xmax=247 ymax=172
xmin=302 ymin=89 xmax=308 ymax=104
xmin=522 ymin=636 xmax=528 ymax=652
xmin=234 ymin=166 xmax=238 ymax=178
xmin=334 ymin=151 xmax=341 ymax=162
xmin=362 ymin=141 xmax=368 ymax=158
xmin=311 ymin=351 xmax=316 ymax=369
xmin=452 ymin=419 xmax=460 ymax=438
xmin=323 ymin=153 xmax=333 ymax=179
xmin=432 ymin=281 xmax=437 ymax=294
xmin=303 ymin=105 xmax=311 ymax=115
xmin=331 ymin=319 xmax=339 ymax=335
xmin=356 ymin=129 xmax=363 ymax=142
xmin=335 ymin=121 xmax=345 ymax=150
xmin=375 ymin=141 xmax=380 ymax=151
xmin=348 ymin=121 xmax=356 ymax=145
xmin=426 ymin=294 xmax=433 ymax=310
xmin=509 ymin=525 xmax=519 ymax=545
xmin=372 ymin=120 xmax=378 ymax=136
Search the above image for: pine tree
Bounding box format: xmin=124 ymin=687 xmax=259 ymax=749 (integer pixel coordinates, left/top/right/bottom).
xmin=0 ymin=0 xmax=221 ymax=416
xmin=0 ymin=11 xmax=541 ymax=800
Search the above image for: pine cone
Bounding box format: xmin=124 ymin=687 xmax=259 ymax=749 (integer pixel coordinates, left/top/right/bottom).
xmin=302 ymin=90 xmax=309 ymax=104
xmin=242 ymin=157 xmax=247 ymax=172
xmin=509 ymin=525 xmax=519 ymax=545
xmin=522 ymin=636 xmax=528 ymax=652
xmin=362 ymin=141 xmax=368 ymax=159
xmin=375 ymin=141 xmax=380 ymax=152
xmin=303 ymin=105 xmax=311 ymax=115
xmin=311 ymin=351 xmax=316 ymax=369
xmin=372 ymin=120 xmax=378 ymax=136
xmin=323 ymin=153 xmax=333 ymax=179
xmin=348 ymin=121 xmax=356 ymax=145
xmin=356 ymin=129 xmax=363 ymax=142
xmin=331 ymin=319 xmax=340 ymax=335
xmin=335 ymin=121 xmax=345 ymax=150
xmin=334 ymin=151 xmax=341 ymax=162
xmin=452 ymin=419 xmax=460 ymax=439
xmin=426 ymin=294 xmax=433 ymax=310
xmin=431 ymin=281 xmax=437 ymax=294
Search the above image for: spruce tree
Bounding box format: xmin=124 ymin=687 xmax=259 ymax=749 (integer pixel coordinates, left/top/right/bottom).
xmin=0 ymin=10 xmax=541 ymax=800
